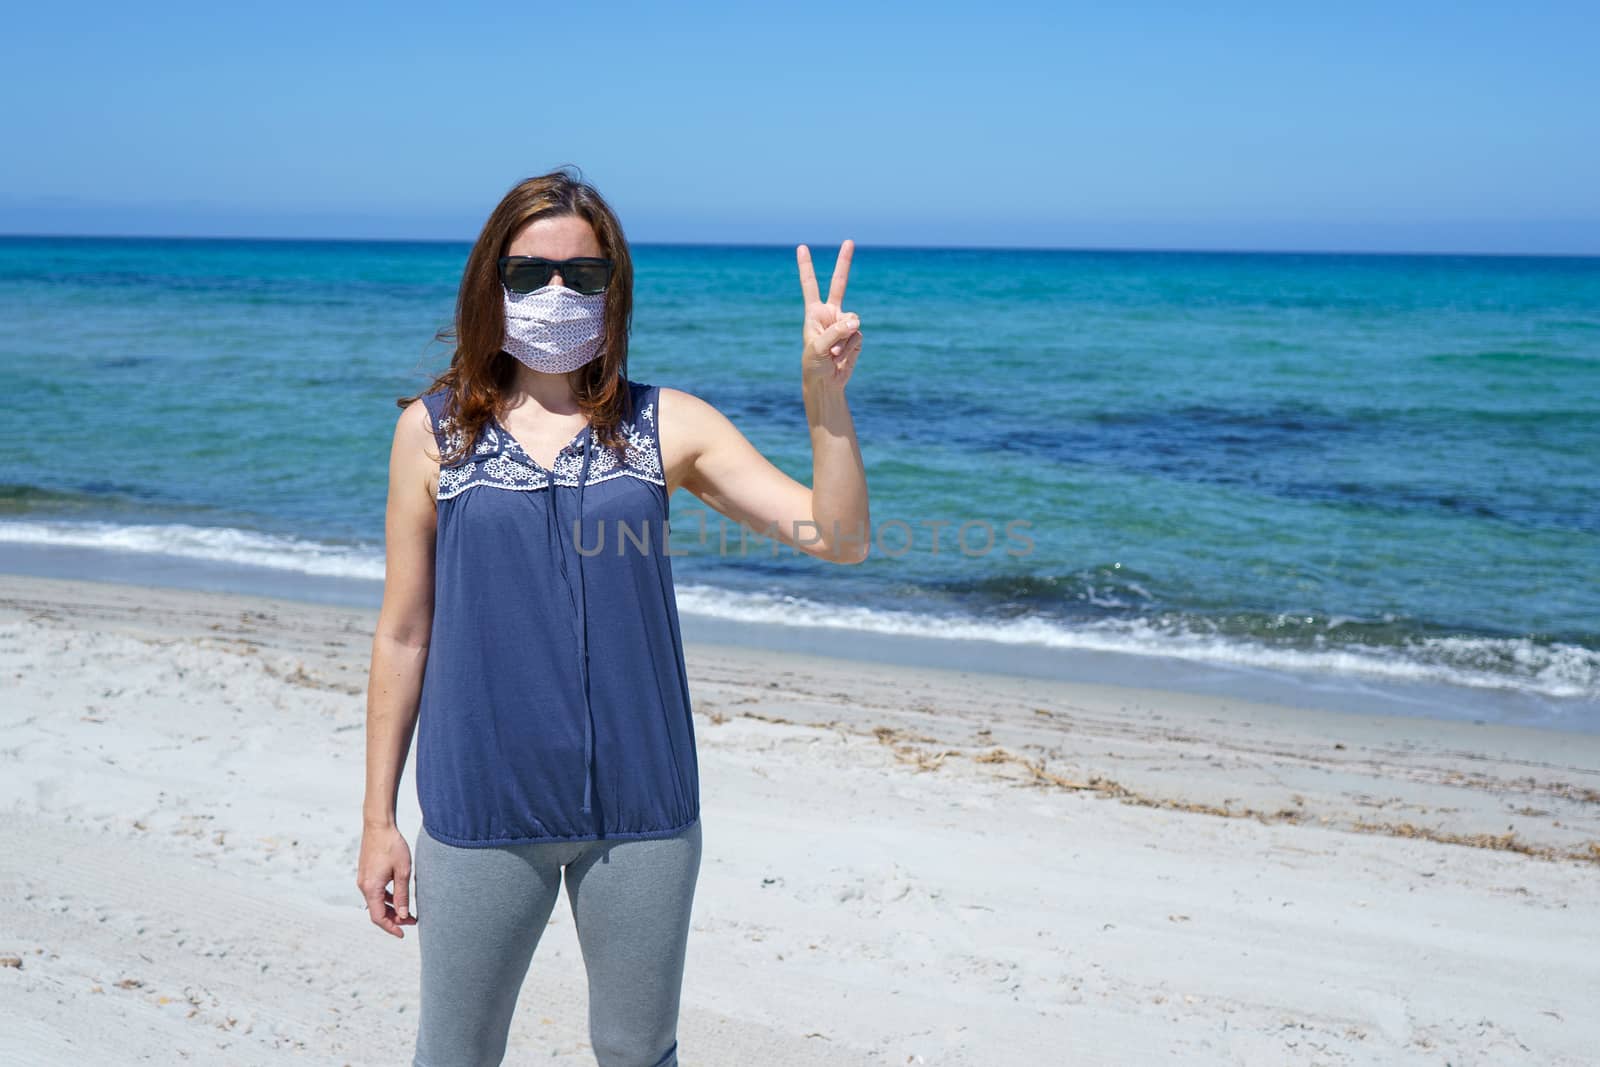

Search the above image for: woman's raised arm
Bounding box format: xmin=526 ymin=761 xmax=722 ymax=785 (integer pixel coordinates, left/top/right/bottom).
xmin=661 ymin=241 xmax=869 ymax=564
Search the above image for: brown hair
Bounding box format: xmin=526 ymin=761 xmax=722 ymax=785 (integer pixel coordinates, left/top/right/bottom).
xmin=398 ymin=166 xmax=636 ymax=465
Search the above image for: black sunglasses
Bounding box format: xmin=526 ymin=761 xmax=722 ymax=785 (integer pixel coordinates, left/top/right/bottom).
xmin=498 ymin=256 xmax=613 ymax=295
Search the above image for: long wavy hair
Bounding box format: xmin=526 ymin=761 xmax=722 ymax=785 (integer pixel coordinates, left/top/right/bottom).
xmin=398 ymin=167 xmax=636 ymax=465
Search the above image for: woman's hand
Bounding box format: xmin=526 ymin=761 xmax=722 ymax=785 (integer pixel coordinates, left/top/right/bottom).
xmin=357 ymin=824 xmax=417 ymax=938
xmin=797 ymin=240 xmax=863 ymax=390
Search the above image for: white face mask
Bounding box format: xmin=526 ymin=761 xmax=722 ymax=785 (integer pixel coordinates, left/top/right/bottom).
xmin=502 ymin=285 xmax=607 ymax=373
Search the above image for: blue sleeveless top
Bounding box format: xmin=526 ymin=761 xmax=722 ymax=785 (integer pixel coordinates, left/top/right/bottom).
xmin=414 ymin=378 xmax=700 ymax=846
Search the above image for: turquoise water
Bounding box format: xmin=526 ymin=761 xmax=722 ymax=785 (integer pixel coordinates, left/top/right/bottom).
xmin=2 ymin=236 xmax=1597 ymax=713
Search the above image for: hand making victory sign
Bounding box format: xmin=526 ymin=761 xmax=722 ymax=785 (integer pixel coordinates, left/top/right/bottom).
xmin=797 ymin=239 xmax=863 ymax=389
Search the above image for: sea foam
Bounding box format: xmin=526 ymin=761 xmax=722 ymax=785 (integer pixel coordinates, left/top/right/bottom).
xmin=0 ymin=520 xmax=385 ymax=580
xmin=2 ymin=517 xmax=1594 ymax=701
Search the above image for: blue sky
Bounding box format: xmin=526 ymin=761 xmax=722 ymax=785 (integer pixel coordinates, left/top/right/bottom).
xmin=2 ymin=1 xmax=1596 ymax=253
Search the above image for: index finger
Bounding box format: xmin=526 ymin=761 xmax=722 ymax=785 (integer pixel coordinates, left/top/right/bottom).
xmin=827 ymin=239 xmax=855 ymax=307
xmin=796 ymin=245 xmax=821 ymax=306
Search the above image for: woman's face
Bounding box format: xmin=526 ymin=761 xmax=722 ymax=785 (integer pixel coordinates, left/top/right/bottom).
xmin=505 ymin=214 xmax=605 ymax=290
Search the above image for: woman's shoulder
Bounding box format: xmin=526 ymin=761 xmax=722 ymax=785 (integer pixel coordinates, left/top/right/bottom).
xmin=413 ymin=385 xmax=457 ymax=430
xmin=419 ymin=383 xmax=454 ymax=409
xmin=649 ymin=382 xmax=718 ymax=423
xmin=637 ymin=379 xmax=706 ymax=408
xmin=399 ymin=387 xmax=464 ymax=458
xmin=623 ymin=377 xmax=662 ymax=422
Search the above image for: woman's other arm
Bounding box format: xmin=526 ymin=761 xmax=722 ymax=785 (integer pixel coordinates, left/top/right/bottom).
xmin=356 ymin=398 xmax=438 ymax=937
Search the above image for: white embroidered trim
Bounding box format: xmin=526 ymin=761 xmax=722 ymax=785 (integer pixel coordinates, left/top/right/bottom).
xmin=434 ymin=396 xmax=663 ymax=500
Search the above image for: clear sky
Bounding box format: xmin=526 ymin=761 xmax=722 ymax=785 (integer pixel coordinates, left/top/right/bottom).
xmin=2 ymin=1 xmax=1596 ymax=253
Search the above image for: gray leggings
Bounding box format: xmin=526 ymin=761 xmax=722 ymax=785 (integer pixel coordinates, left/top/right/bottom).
xmin=411 ymin=817 xmax=703 ymax=1067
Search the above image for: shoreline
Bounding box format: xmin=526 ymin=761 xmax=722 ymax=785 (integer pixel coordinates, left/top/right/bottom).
xmin=1 ymin=541 xmax=1593 ymax=735
xmin=2 ymin=572 xmax=1599 ymax=1063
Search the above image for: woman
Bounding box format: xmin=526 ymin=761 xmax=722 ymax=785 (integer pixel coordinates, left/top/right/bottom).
xmin=357 ymin=167 xmax=869 ymax=1067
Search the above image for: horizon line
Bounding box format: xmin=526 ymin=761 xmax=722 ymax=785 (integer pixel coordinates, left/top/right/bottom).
xmin=3 ymin=231 xmax=1599 ymax=261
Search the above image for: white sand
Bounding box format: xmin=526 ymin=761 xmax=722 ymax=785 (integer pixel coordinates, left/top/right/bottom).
xmin=1 ymin=573 xmax=1596 ymax=1065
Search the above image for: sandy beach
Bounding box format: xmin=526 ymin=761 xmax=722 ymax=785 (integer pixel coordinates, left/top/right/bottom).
xmin=1 ymin=572 xmax=1596 ymax=1065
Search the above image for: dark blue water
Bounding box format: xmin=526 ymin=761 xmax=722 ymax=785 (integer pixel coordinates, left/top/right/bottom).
xmin=2 ymin=236 xmax=1597 ymax=708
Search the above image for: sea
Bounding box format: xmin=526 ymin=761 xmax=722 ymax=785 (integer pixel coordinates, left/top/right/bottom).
xmin=2 ymin=236 xmax=1597 ymax=730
